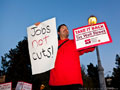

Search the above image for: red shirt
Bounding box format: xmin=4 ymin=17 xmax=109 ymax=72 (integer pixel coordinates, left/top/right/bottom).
xmin=49 ymin=39 xmax=95 ymax=86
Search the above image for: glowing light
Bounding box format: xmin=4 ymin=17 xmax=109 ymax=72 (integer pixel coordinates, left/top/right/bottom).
xmin=88 ymin=16 xmax=97 ymax=25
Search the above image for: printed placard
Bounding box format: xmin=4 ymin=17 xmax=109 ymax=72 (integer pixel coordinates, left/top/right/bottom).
xmin=27 ymin=17 xmax=58 ymax=75
xmin=15 ymin=82 xmax=23 ymax=90
xmin=15 ymin=81 xmax=32 ymax=90
xmin=0 ymin=82 xmax=12 ymax=90
xmin=22 ymin=82 xmax=32 ymax=90
xmin=73 ymin=22 xmax=112 ymax=50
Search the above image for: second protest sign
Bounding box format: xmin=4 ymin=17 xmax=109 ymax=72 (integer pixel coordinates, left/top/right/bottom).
xmin=73 ymin=22 xmax=112 ymax=50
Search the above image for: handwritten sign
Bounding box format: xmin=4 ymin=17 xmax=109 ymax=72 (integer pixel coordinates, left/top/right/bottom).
xmin=0 ymin=82 xmax=12 ymax=90
xmin=15 ymin=81 xmax=32 ymax=90
xmin=27 ymin=17 xmax=58 ymax=75
xmin=73 ymin=22 xmax=112 ymax=50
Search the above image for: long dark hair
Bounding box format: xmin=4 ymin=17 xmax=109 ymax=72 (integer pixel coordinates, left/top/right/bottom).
xmin=57 ymin=24 xmax=67 ymax=40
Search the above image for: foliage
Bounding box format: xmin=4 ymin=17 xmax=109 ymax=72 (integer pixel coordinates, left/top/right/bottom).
xmin=1 ymin=37 xmax=32 ymax=87
xmin=0 ymin=37 xmax=51 ymax=90
xmin=112 ymin=54 xmax=120 ymax=89
xmin=81 ymin=63 xmax=99 ymax=88
xmin=87 ymin=63 xmax=99 ymax=88
xmin=81 ymin=64 xmax=93 ymax=88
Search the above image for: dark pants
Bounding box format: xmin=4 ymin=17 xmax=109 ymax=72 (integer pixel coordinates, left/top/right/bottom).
xmin=50 ymin=84 xmax=83 ymax=90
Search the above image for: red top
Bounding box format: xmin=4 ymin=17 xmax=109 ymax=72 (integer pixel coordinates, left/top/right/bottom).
xmin=49 ymin=39 xmax=95 ymax=86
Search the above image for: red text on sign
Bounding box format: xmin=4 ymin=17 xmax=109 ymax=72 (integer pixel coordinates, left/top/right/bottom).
xmin=32 ymin=35 xmax=49 ymax=48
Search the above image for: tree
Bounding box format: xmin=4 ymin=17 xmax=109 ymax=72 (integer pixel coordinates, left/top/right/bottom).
xmin=1 ymin=37 xmax=51 ymax=89
xmin=1 ymin=54 xmax=9 ymax=75
xmin=81 ymin=64 xmax=93 ymax=88
xmin=1 ymin=37 xmax=32 ymax=87
xmin=112 ymin=54 xmax=120 ymax=89
xmin=87 ymin=63 xmax=99 ymax=88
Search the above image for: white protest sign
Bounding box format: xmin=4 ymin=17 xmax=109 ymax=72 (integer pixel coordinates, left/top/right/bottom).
xmin=22 ymin=82 xmax=32 ymax=90
xmin=15 ymin=81 xmax=32 ymax=90
xmin=27 ymin=17 xmax=58 ymax=75
xmin=0 ymin=82 xmax=12 ymax=90
xmin=15 ymin=82 xmax=23 ymax=90
xmin=73 ymin=22 xmax=112 ymax=50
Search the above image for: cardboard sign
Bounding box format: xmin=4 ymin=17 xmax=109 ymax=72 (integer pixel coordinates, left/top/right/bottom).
xmin=73 ymin=22 xmax=112 ymax=50
xmin=0 ymin=82 xmax=12 ymax=90
xmin=27 ymin=17 xmax=58 ymax=75
xmin=15 ymin=81 xmax=32 ymax=90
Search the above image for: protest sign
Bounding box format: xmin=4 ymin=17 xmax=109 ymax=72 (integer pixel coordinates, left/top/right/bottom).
xmin=27 ymin=17 xmax=58 ymax=75
xmin=73 ymin=22 xmax=112 ymax=50
xmin=15 ymin=81 xmax=32 ymax=90
xmin=15 ymin=82 xmax=23 ymax=90
xmin=22 ymin=82 xmax=32 ymax=90
xmin=0 ymin=82 xmax=12 ymax=90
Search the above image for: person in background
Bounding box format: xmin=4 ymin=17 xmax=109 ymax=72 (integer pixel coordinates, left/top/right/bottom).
xmin=40 ymin=84 xmax=45 ymax=90
xmin=49 ymin=24 xmax=95 ymax=90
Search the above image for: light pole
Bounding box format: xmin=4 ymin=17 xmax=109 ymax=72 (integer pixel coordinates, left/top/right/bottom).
xmin=88 ymin=15 xmax=107 ymax=90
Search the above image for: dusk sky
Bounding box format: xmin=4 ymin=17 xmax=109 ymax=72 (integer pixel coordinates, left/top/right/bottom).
xmin=0 ymin=0 xmax=120 ymax=76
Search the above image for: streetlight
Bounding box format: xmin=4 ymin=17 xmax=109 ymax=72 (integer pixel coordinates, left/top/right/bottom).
xmin=88 ymin=15 xmax=97 ymax=25
xmin=88 ymin=15 xmax=107 ymax=90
